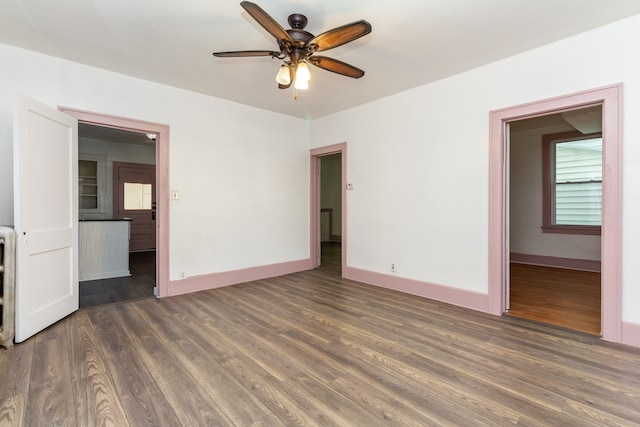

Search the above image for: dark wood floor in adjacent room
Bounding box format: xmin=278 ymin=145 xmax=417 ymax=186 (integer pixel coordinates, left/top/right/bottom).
xmin=79 ymin=251 xmax=156 ymax=308
xmin=508 ymin=262 xmax=601 ymax=335
xmin=2 ymin=244 xmax=639 ymax=426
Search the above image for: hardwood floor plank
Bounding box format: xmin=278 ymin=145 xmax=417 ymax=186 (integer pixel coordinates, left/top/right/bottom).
xmin=130 ymin=297 xmax=273 ymax=425
xmin=248 ymin=413 xmax=285 ymax=426
xmin=191 ymin=292 xmax=305 ymax=382
xmin=220 ymin=356 xmax=322 ymax=426
xmin=329 ymin=373 xmax=441 ymax=426
xmin=561 ymin=398 xmax=639 ymax=427
xmin=87 ymin=305 xmax=182 ymax=426
xmin=67 ymin=310 xmax=129 ymax=427
xmin=0 ymin=395 xmax=25 ymax=427
xmin=280 ymin=373 xmax=383 ymax=426
xmin=220 ymin=288 xmax=350 ymax=382
xmin=0 ymin=338 xmax=33 ymax=401
xmin=24 ymin=318 xmax=76 ymax=426
xmin=111 ymin=302 xmax=236 ymax=426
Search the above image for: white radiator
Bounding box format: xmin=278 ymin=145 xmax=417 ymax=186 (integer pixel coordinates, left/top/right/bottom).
xmin=0 ymin=226 xmax=16 ymax=349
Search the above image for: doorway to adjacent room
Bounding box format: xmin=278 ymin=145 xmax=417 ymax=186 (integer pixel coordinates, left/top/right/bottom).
xmin=310 ymin=143 xmax=347 ymax=276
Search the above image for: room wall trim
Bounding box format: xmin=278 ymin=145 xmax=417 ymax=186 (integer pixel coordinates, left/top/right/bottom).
xmin=510 ymin=252 xmax=601 ymax=272
xmin=167 ymin=258 xmax=314 ymax=296
xmin=622 ymin=322 xmax=640 ymax=348
xmin=345 ymin=267 xmax=489 ymax=313
xmin=488 ymin=83 xmax=623 ymax=343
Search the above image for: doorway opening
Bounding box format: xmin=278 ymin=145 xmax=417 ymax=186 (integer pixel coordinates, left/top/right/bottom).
xmin=60 ymin=107 xmax=170 ymax=299
xmin=488 ymin=84 xmax=622 ymax=343
xmin=507 ymin=107 xmax=602 ymax=335
xmin=319 ymin=153 xmax=342 ymax=274
xmin=77 ymin=126 xmax=157 ymax=307
xmin=310 ymin=143 xmax=347 ymax=276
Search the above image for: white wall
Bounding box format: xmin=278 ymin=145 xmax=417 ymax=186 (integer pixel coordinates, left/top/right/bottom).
xmin=310 ymin=14 xmax=640 ymax=324
xmin=0 ymin=43 xmax=310 ymax=282
xmin=509 ymin=127 xmax=601 ymax=261
xmin=79 ymin=137 xmax=156 ymax=220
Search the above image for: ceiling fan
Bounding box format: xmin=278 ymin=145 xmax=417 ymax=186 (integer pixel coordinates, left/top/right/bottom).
xmin=213 ymin=1 xmax=372 ymax=92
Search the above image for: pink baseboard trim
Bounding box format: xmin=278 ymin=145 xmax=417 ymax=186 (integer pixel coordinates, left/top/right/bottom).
xmin=345 ymin=267 xmax=489 ymax=313
xmin=621 ymin=322 xmax=640 ymax=348
xmin=167 ymin=258 xmax=314 ymax=297
xmin=510 ymin=252 xmax=601 ymax=272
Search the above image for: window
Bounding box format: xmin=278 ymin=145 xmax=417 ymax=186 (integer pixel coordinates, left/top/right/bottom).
xmin=124 ymin=183 xmax=152 ymax=210
xmin=542 ymin=131 xmax=602 ymax=235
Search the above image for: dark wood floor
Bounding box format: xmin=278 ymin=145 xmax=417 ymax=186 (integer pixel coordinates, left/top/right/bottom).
xmin=2 ymin=244 xmax=640 ymax=426
xmin=79 ymin=251 xmax=156 ymax=308
xmin=320 ymin=241 xmax=341 ymax=274
xmin=509 ymin=263 xmax=601 ymax=336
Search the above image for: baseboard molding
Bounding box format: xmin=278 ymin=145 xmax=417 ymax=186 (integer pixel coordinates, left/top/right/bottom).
xmin=345 ymin=267 xmax=489 ymax=313
xmin=622 ymin=321 xmax=640 ymax=348
xmin=80 ymin=270 xmax=131 ymax=282
xmin=510 ymin=252 xmax=601 ymax=272
xmin=167 ymin=258 xmax=314 ymax=297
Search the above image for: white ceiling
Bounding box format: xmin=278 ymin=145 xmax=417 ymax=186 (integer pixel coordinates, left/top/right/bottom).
xmin=2 ymin=0 xmax=640 ymax=120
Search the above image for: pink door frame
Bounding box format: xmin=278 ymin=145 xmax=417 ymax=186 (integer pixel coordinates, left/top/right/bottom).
xmin=310 ymin=143 xmax=347 ymax=275
xmin=488 ymin=84 xmax=622 ymax=343
xmin=59 ymin=107 xmax=170 ymax=298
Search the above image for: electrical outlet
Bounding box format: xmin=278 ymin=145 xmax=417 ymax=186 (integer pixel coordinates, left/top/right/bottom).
xmin=179 ymin=271 xmax=186 ymax=279
xmin=391 ymin=262 xmax=397 ymax=273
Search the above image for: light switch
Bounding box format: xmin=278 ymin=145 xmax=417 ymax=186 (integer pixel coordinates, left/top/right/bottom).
xmin=171 ymin=191 xmax=180 ymax=200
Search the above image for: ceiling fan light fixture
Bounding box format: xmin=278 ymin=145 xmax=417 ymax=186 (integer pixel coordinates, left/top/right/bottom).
xmin=294 ymin=78 xmax=309 ymax=90
xmin=275 ymin=64 xmax=291 ymax=85
xmin=296 ymin=61 xmax=311 ymax=82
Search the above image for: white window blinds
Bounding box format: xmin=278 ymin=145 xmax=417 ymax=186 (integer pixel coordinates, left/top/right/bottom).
xmin=554 ymin=137 xmax=602 ymax=226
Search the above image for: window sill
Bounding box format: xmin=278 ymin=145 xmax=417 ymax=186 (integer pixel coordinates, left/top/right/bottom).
xmin=541 ymin=225 xmax=601 ymax=236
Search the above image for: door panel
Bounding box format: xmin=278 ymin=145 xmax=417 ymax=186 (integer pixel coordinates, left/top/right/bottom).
xmin=113 ymin=162 xmax=156 ymax=252
xmin=14 ymin=95 xmax=78 ymax=343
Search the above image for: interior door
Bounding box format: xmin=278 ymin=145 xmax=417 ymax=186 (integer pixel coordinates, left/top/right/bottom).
xmin=13 ymin=95 xmax=78 ymax=343
xmin=113 ymin=162 xmax=156 ymax=252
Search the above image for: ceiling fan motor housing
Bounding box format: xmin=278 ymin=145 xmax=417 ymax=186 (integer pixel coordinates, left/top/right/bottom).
xmin=286 ymin=14 xmax=314 ymax=48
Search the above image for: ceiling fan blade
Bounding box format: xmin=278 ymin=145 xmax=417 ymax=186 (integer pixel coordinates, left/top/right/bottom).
xmin=308 ymin=56 xmax=365 ymax=79
xmin=240 ymin=1 xmax=293 ymax=45
xmin=308 ymin=20 xmax=372 ymax=52
xmin=213 ymin=50 xmax=279 ymax=58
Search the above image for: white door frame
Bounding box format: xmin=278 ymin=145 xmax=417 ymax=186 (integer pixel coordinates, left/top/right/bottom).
xmin=310 ymin=143 xmax=347 ymax=275
xmin=59 ymin=107 xmax=171 ymax=297
xmin=488 ymin=84 xmax=623 ymax=343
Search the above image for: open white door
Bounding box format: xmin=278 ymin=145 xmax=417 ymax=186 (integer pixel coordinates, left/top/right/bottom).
xmin=13 ymin=95 xmax=78 ymax=343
